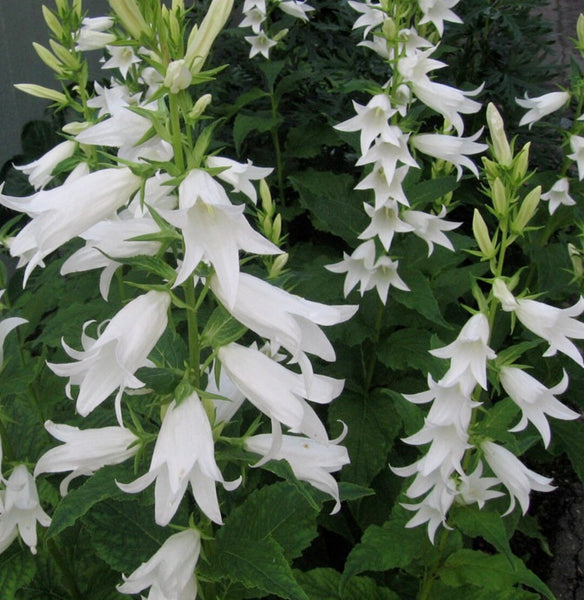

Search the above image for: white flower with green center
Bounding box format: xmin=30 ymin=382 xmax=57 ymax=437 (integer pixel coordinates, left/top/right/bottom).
xmin=359 ymin=200 xmax=415 ymax=251
xmin=207 ymin=156 xmax=273 ymax=204
xmin=418 ymin=0 xmax=462 ymax=36
xmin=280 ymin=1 xmax=315 ymax=22
xmin=541 ymin=177 xmax=575 ymax=214
xmin=516 ymin=91 xmax=570 ymax=129
xmin=244 ymin=32 xmax=277 ymax=59
xmin=402 ymin=206 xmax=461 ymax=256
xmin=102 ymin=44 xmax=141 ymax=78
xmin=568 ymin=135 xmax=584 ymax=180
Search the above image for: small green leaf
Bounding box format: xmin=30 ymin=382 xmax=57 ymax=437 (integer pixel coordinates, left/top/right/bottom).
xmin=200 ymin=304 xmax=248 ymax=349
xmin=296 ymin=568 xmax=399 ymax=599
xmin=0 ymin=545 xmax=37 ymax=599
xmin=233 ymin=112 xmax=282 ymax=155
xmin=377 ymin=328 xmax=445 ymax=376
xmin=553 ymin=419 xmax=584 ymax=485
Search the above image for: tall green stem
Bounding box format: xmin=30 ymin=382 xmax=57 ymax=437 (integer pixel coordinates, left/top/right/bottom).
xmin=184 ymin=277 xmax=200 ymax=387
xmin=270 ymin=93 xmax=285 ymax=204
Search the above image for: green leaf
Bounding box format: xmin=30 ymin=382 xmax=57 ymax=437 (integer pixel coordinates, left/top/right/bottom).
xmin=285 ymin=122 xmax=341 ymax=159
xmin=377 ymin=328 xmax=445 ymax=376
xmin=552 ymin=419 xmax=584 ymax=485
xmin=46 ymin=464 xmax=132 ymax=539
xmin=288 ymin=169 xmax=368 ymax=244
xmin=449 ymin=505 xmax=513 ymax=563
xmin=109 ymin=254 xmax=177 ymax=283
xmin=296 ymin=568 xmax=399 ymax=600
xmin=405 ymin=176 xmax=459 ymax=209
xmin=217 ymin=482 xmax=319 ymax=561
xmin=84 ymin=499 xmax=169 ymax=573
xmin=134 ymin=366 xmax=182 ymax=395
xmin=200 ymin=304 xmax=248 ymax=349
xmin=329 ymin=390 xmax=402 ymax=485
xmin=439 ymin=549 xmax=554 ymax=599
xmin=212 ymin=537 xmax=309 ymax=600
xmin=0 ymin=545 xmax=36 ymax=599
xmin=233 ymin=112 xmax=282 ymax=155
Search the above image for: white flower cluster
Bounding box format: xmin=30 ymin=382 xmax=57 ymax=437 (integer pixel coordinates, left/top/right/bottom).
xmin=239 ymin=0 xmax=315 ymax=59
xmin=327 ymin=0 xmax=486 ymax=304
xmin=0 ymin=3 xmax=353 ymax=598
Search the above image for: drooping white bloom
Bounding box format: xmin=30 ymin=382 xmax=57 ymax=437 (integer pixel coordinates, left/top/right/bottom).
xmin=34 ymin=421 xmax=139 ymax=495
xmin=14 ymin=140 xmax=76 ymax=190
xmin=348 ymin=0 xmax=385 ymax=38
xmin=493 ymin=279 xmax=584 ymax=367
xmin=117 ymin=529 xmax=200 ymax=600
xmin=117 ymin=392 xmax=240 ymax=526
xmin=48 ymin=290 xmax=170 ymax=423
xmin=541 ymin=178 xmax=576 ymax=214
xmin=402 ymin=206 xmax=461 ymax=255
xmin=411 ymin=130 xmax=487 ymax=179
xmin=75 ymin=17 xmax=116 ymax=51
xmin=0 ymin=316 xmax=27 ymax=366
xmin=240 ymin=6 xmax=266 ymax=33
xmin=102 ymin=45 xmax=141 ymax=79
xmin=568 ymin=135 xmax=584 ymax=180
xmin=245 ymin=433 xmax=349 ymax=513
xmin=218 ymin=342 xmax=342 ymax=444
xmin=245 ymin=32 xmax=277 ymax=59
xmin=482 ymin=441 xmax=554 ymax=515
xmin=0 ymin=465 xmax=51 ymax=555
xmin=418 ymin=0 xmax=462 ymax=36
xmin=430 ymin=312 xmax=496 ymax=390
xmin=207 ymin=156 xmax=273 ymax=204
xmin=500 ymin=367 xmax=579 ymax=448
xmin=159 ymin=169 xmax=279 ymax=307
xmin=355 ymin=164 xmax=410 ymax=209
xmin=206 ymin=361 xmax=246 ymax=425
xmin=280 ymin=1 xmax=315 ymax=21
xmin=516 ymin=91 xmax=570 ymax=129
xmin=0 ymin=167 xmax=142 ymax=285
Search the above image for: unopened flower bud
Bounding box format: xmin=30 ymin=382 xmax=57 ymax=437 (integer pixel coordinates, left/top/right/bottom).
xmin=273 ymin=28 xmax=289 ymax=42
xmin=481 ymin=157 xmax=499 ymax=182
xmin=472 ymin=209 xmax=496 ymax=259
xmin=492 ymin=177 xmax=508 ymax=215
xmin=578 ymin=15 xmax=584 ymax=50
xmin=188 ymin=93 xmax=212 ymax=120
xmin=512 ymin=142 xmax=531 ymax=182
xmin=164 ymin=59 xmax=192 ymax=93
xmin=33 ymin=43 xmax=63 ymax=74
xmin=14 ymin=84 xmax=67 ymax=104
xmin=42 ymin=5 xmax=64 ymax=37
xmin=269 ymin=253 xmax=289 ymax=278
xmin=486 ymin=103 xmax=512 ymax=167
xmin=569 ymin=243 xmax=584 ymax=279
xmin=512 ymin=186 xmax=541 ymax=233
xmin=272 ymin=214 xmax=282 ymax=245
xmin=382 ymin=17 xmax=397 ymax=39
xmin=259 ymin=179 xmax=273 ymax=216
xmin=63 ymin=121 xmax=90 ymax=135
xmin=49 ymin=40 xmax=80 ymax=70
xmin=492 ymin=278 xmax=518 ymax=311
xmin=108 ymin=0 xmax=151 ymax=40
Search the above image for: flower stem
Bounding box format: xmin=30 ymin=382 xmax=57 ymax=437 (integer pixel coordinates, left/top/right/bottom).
xmin=270 ymin=93 xmax=285 ymax=205
xmin=184 ymin=276 xmax=200 ymax=387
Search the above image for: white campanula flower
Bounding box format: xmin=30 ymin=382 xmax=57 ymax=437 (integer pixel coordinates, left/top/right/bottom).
xmin=430 ymin=312 xmax=496 ymax=390
xmin=541 ymin=177 xmax=576 ymax=214
xmin=481 ymin=441 xmax=554 ymax=515
xmin=164 ymin=59 xmax=192 ymax=93
xmin=102 ymin=45 xmax=141 ymax=79
xmin=210 ymin=272 xmax=357 ymax=362
xmin=402 ymin=206 xmax=461 ymax=256
xmin=0 ymin=167 xmax=142 ymax=285
xmin=118 ymin=392 xmax=240 ymax=526
xmin=75 ymin=16 xmax=116 ymax=51
xmin=207 ymin=156 xmax=273 ymax=204
xmin=418 ymin=0 xmax=462 ymax=37
xmin=240 ymin=5 xmax=266 ymax=33
xmin=245 ymin=32 xmax=277 ymax=59
xmin=34 ymin=421 xmax=139 ymax=495
xmin=14 ymin=140 xmax=76 ymax=190
xmin=348 ymin=0 xmax=385 ymax=38
xmin=48 ymin=291 xmax=170 ymax=424
xmin=568 ymin=135 xmax=584 ymax=180
xmin=516 ymin=91 xmax=570 ymax=129
xmin=246 ymin=433 xmax=349 ymax=513
xmin=358 ymin=200 xmax=415 ymax=252
xmin=335 ymin=94 xmax=398 ymax=155
xmin=456 ymin=461 xmax=504 ymax=509
xmin=280 ymin=1 xmax=315 ymax=22
xmin=117 ymin=529 xmax=200 ymax=600
xmin=159 ymin=169 xmax=280 ymax=307
xmin=493 ymin=279 xmax=584 ymax=367
xmin=218 ymin=342 xmax=343 ymax=446
xmin=206 ymin=360 xmax=246 ymax=425
xmin=500 ymin=367 xmax=579 ymax=448
xmin=355 ymin=164 xmax=410 ymax=210
xmin=0 ymin=465 xmax=51 ymax=555
xmin=411 ymin=130 xmax=488 ymax=179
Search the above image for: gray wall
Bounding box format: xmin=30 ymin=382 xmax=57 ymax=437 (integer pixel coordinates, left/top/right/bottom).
xmin=0 ymin=1 xmax=109 ymax=167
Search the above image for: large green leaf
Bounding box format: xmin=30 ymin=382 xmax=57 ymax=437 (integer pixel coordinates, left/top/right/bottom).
xmin=289 ymin=169 xmax=368 ymax=244
xmin=0 ymin=545 xmax=36 ymax=600
xmin=329 ymin=390 xmax=402 ymax=485
xmin=296 ymin=567 xmax=399 ymax=599
xmin=377 ymin=328 xmax=445 ymax=376
xmin=553 ymin=419 xmax=584 ymax=485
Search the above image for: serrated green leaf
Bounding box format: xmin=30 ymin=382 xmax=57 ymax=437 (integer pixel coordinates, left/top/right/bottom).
xmin=0 ymin=545 xmax=37 ymax=599
xmin=329 ymin=391 xmax=401 ymax=485
xmin=218 ymin=482 xmax=318 ymax=561
xmin=405 ymin=176 xmax=459 ymax=209
xmin=295 ymin=568 xmax=399 ymax=600
xmin=449 ymin=505 xmax=513 ymax=563
xmin=212 ymin=537 xmax=309 ymax=600
xmin=200 ymin=304 xmax=248 ymax=349
xmin=288 ymin=169 xmax=368 ymax=244
xmin=233 ymin=112 xmax=282 ymax=155
xmin=134 ymin=366 xmax=182 ymax=395
xmin=84 ymin=499 xmax=168 ymax=573
xmin=377 ymin=328 xmax=445 ymax=376
xmin=285 ymin=122 xmax=341 ymax=159
xmin=46 ymin=464 xmax=132 ymax=539
xmin=439 ymin=549 xmax=554 ymax=598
